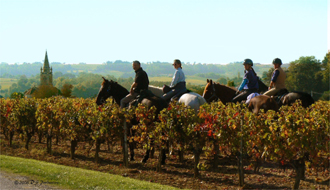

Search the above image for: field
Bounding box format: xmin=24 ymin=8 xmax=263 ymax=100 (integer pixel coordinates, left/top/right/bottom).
xmin=1 ymin=134 xmax=329 ymax=189
xmin=150 ymin=75 xmax=208 ymax=86
xmin=0 ymin=78 xmax=17 ymax=89
xmin=1 ymin=97 xmax=329 ymax=189
xmin=0 ymin=78 xmax=17 ymax=96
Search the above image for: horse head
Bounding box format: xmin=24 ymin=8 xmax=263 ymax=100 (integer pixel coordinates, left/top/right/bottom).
xmin=96 ymin=77 xmax=113 ymax=105
xmin=203 ymin=79 xmax=237 ymax=104
xmin=203 ymin=79 xmax=219 ymax=103
xmin=96 ymin=77 xmax=129 ymax=106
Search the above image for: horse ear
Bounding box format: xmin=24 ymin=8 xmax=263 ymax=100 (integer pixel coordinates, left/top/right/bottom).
xmin=102 ymin=77 xmax=106 ymax=81
xmin=210 ymin=79 xmax=213 ymax=84
xmin=207 ymin=79 xmax=209 ymax=83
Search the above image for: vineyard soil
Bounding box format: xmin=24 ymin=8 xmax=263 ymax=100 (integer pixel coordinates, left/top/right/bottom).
xmin=0 ymin=134 xmax=329 ymax=189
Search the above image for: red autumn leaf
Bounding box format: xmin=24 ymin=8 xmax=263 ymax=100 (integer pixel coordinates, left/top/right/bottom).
xmin=208 ymin=130 xmax=212 ymax=137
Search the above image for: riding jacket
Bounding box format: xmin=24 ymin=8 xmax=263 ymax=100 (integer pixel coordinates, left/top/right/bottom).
xmin=272 ymin=67 xmax=286 ymax=89
xmin=170 ymin=67 xmax=185 ymax=88
xmin=238 ymin=69 xmax=259 ymax=91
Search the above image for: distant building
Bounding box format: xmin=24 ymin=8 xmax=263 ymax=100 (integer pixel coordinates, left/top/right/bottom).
xmin=24 ymin=51 xmax=60 ymax=98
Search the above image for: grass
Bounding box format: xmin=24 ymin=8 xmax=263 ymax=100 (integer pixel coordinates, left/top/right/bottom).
xmin=0 ymin=78 xmax=17 ymax=89
xmin=0 ymin=155 xmax=180 ymax=190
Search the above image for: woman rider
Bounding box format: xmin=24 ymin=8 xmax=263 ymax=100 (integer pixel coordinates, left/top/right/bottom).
xmin=162 ymin=59 xmax=187 ymax=101
xmin=232 ymin=58 xmax=259 ymax=103
xmin=263 ymin=58 xmax=286 ymax=96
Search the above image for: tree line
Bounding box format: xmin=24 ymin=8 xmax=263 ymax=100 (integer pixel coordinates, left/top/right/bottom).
xmin=1 ymin=53 xmax=329 ymax=100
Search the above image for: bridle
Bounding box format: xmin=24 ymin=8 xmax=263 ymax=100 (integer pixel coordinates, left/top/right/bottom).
xmin=99 ymin=82 xmax=113 ymax=105
xmin=205 ymin=83 xmax=220 ymax=102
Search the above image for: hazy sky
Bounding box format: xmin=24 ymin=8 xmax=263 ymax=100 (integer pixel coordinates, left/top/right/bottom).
xmin=0 ymin=0 xmax=328 ymax=64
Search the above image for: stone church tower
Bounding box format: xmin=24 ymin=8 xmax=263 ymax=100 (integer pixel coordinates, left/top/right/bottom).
xmin=40 ymin=51 xmax=53 ymax=86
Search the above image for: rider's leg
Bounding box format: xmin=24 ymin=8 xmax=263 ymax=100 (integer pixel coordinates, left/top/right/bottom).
xmin=120 ymin=92 xmax=138 ymax=108
xmin=263 ymin=88 xmax=280 ymax=96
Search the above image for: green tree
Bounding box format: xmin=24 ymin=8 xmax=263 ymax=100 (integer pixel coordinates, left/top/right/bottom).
xmin=286 ymin=56 xmax=323 ymax=93
xmin=61 ymin=83 xmax=73 ymax=97
xmin=33 ymin=85 xmax=59 ymax=98
xmin=321 ymin=51 xmax=330 ymax=91
xmin=262 ymin=68 xmax=275 ymax=86
xmin=10 ymin=92 xmax=24 ymax=99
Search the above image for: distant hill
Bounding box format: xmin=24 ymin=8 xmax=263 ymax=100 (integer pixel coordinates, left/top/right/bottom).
xmin=0 ymin=61 xmax=285 ymax=80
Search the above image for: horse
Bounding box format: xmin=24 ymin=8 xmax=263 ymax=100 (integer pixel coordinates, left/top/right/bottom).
xmin=95 ymin=77 xmax=168 ymax=163
xmin=203 ymin=79 xmax=279 ymax=113
xmin=276 ymin=91 xmax=315 ymax=108
xmin=248 ymin=95 xmax=279 ymax=114
xmin=147 ymin=85 xmax=207 ymax=113
xmin=247 ymin=87 xmax=315 ymax=114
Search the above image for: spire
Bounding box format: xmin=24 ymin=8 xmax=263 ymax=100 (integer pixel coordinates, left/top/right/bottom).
xmin=43 ymin=51 xmax=50 ymax=71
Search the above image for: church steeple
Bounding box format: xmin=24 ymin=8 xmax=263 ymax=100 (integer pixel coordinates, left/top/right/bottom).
xmin=40 ymin=51 xmax=53 ymax=86
xmin=43 ymin=51 xmax=50 ymax=72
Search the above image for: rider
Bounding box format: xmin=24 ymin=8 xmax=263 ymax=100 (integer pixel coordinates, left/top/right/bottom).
xmin=162 ymin=59 xmax=187 ymax=101
xmin=120 ymin=60 xmax=149 ymax=108
xmin=263 ymin=58 xmax=286 ymax=96
xmin=232 ymin=58 xmax=259 ymax=103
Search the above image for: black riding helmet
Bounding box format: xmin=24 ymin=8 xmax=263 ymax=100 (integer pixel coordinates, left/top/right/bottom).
xmin=272 ymin=58 xmax=282 ymax=65
xmin=243 ymin=58 xmax=253 ymax=66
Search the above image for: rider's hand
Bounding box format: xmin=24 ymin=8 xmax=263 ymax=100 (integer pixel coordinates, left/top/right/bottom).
xmin=130 ymin=89 xmax=134 ymax=94
xmin=235 ymin=90 xmax=240 ymax=95
xmin=268 ymin=86 xmax=272 ymax=90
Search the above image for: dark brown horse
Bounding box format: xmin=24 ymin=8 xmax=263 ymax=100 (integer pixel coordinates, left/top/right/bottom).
xmin=96 ymin=77 xmax=168 ymax=163
xmin=276 ymin=91 xmax=315 ymax=108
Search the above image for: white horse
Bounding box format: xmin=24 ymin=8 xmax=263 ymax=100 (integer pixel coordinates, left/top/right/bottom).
xmin=148 ymin=85 xmax=206 ymax=113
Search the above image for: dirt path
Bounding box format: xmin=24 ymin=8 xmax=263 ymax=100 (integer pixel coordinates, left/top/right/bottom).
xmin=0 ymin=170 xmax=63 ymax=190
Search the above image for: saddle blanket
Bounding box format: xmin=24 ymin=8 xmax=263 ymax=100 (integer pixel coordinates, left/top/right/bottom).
xmin=245 ymin=93 xmax=260 ymax=104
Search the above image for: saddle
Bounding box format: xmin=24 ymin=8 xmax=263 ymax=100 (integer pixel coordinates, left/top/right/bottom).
xmin=130 ymin=89 xmax=155 ymax=107
xmin=273 ymin=88 xmax=289 ymax=105
xmin=162 ymin=84 xmax=191 ymax=101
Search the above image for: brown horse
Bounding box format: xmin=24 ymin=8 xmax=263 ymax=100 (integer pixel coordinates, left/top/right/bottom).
xmin=248 ymin=95 xmax=279 ymax=114
xmin=202 ymin=79 xmax=237 ymax=104
xmin=203 ymin=79 xmax=279 ymax=113
xmin=248 ymin=89 xmax=315 ymax=113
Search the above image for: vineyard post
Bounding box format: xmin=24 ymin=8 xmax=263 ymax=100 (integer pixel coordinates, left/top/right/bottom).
xmin=238 ymin=113 xmax=244 ymax=186
xmin=123 ymin=120 xmax=129 ymax=167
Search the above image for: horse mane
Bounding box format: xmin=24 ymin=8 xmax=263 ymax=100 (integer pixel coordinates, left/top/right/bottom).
xmin=213 ymin=82 xmax=237 ymax=91
xmin=112 ymin=81 xmax=129 ymax=93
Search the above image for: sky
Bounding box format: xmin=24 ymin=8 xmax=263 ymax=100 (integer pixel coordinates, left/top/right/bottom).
xmin=0 ymin=0 xmax=328 ymax=64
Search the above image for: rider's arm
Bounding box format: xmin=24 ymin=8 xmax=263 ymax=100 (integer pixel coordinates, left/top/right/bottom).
xmin=269 ymin=70 xmax=279 ymax=89
xmin=238 ymin=78 xmax=248 ymax=91
xmin=130 ymin=82 xmax=138 ymax=94
xmin=170 ymin=70 xmax=180 ymax=88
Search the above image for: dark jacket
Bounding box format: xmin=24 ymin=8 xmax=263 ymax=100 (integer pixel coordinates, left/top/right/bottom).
xmin=134 ymin=68 xmax=149 ymax=93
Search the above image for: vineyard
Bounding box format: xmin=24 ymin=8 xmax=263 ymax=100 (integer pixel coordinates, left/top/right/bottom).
xmin=0 ymin=97 xmax=329 ymax=189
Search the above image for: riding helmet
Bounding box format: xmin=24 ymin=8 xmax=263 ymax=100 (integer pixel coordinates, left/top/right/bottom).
xmin=272 ymin=58 xmax=282 ymax=65
xmin=243 ymin=59 xmax=253 ymax=66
